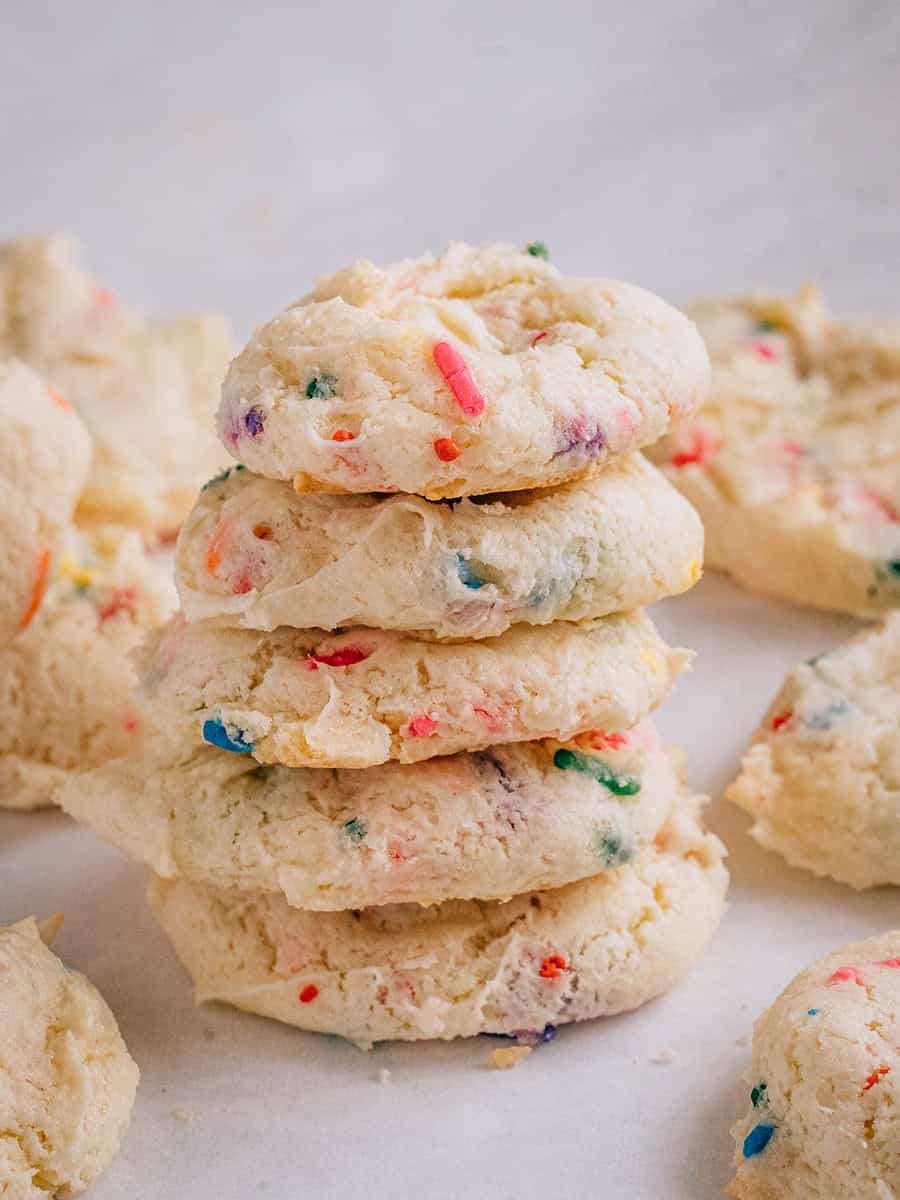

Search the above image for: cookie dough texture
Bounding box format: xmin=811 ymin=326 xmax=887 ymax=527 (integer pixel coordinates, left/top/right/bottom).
xmin=137 ymin=609 xmax=689 ymax=768
xmin=175 ymin=453 xmax=703 ymax=638
xmin=148 ymin=794 xmax=727 ymax=1045
xmin=0 ymin=917 xmax=138 ymax=1199
xmin=728 ymin=614 xmax=900 ymax=889
xmin=728 ymin=932 xmax=900 ymax=1199
xmin=0 ymin=234 xmax=233 ymax=538
xmin=60 ymin=721 xmax=676 ymax=910
xmin=218 ymin=241 xmax=709 ymax=498
xmin=0 ymin=358 xmax=91 ymax=639
xmin=0 ymin=527 xmax=176 ymax=811
xmin=650 ymin=286 xmax=900 ymax=615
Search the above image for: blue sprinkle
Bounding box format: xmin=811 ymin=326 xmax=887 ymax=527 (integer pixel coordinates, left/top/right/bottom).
xmin=456 ymin=554 xmax=485 ymax=590
xmin=805 ymin=698 xmax=850 ymax=731
xmin=202 ymin=717 xmax=254 ymax=754
xmin=807 ymin=1008 xmax=819 ymax=1015
xmin=244 ymin=408 xmax=265 ymax=438
xmin=742 ymin=1124 xmax=775 ymax=1158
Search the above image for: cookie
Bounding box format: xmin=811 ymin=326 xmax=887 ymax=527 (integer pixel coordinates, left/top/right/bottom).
xmin=217 ymin=241 xmax=709 ymax=498
xmin=650 ymin=287 xmax=900 ymax=615
xmin=728 ymin=931 xmax=900 ymax=1199
xmin=147 ymin=792 xmax=726 ymax=1045
xmin=0 ymin=917 xmax=138 ymax=1198
xmin=0 ymin=527 xmax=175 ymax=811
xmin=728 ymin=614 xmax=900 ymax=889
xmin=60 ymin=719 xmax=676 ymax=910
xmin=0 ymin=358 xmax=91 ymax=639
xmin=137 ymin=608 xmax=688 ymax=768
xmin=175 ymin=453 xmax=703 ymax=638
xmin=0 ymin=234 xmax=233 ymax=540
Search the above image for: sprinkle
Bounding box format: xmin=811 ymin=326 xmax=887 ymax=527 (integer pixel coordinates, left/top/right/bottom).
xmin=201 ymin=464 xmax=245 ymax=491
xmin=58 ymin=555 xmax=93 ymax=590
xmin=770 ymin=710 xmax=793 ymax=732
xmin=244 ymin=408 xmax=265 ymax=437
xmin=332 ymin=428 xmax=355 ymax=442
xmin=827 ymin=966 xmax=863 ymax=986
xmin=751 ymin=341 xmax=777 ymax=362
xmin=47 ymin=387 xmax=71 ymax=411
xmin=582 ymin=731 xmax=629 ymax=751
xmin=670 ymin=428 xmax=719 ymax=468
xmin=876 ymin=958 xmax=900 ymax=968
xmin=342 ymin=817 xmax=367 ymax=843
xmin=594 ymin=830 xmax=632 ymax=867
xmin=406 ymin=713 xmax=438 ymax=738
xmin=754 ymin=319 xmax=779 ymax=334
xmin=123 ymin=715 xmax=140 ymax=734
xmin=685 ymin=558 xmax=701 ymax=585
xmin=781 ymin=440 xmax=806 ymax=457
xmin=750 ymin=1083 xmax=768 ymax=1108
xmin=539 ymin=955 xmax=567 ymax=980
xmin=525 ymin=241 xmax=549 ymax=259
xmin=299 ymin=984 xmax=319 ymax=1004
xmin=432 ymin=342 xmax=485 ymax=417
xmin=252 ymin=523 xmax=273 ymax=541
xmin=530 ymin=330 xmax=548 ymax=348
xmin=93 ymin=286 xmax=116 ymax=307
xmin=473 ymin=706 xmax=507 ymax=735
xmin=205 ymin=528 xmax=226 ymax=573
xmin=97 ymin=586 xmax=138 ymax=624
xmin=553 ymin=748 xmax=641 ymax=796
xmin=487 ymin=1045 xmax=532 ymax=1070
xmin=306 ymin=646 xmax=370 ymax=669
xmin=455 ymin=554 xmax=486 ymax=589
xmin=513 ymin=1025 xmax=557 ymax=1047
xmin=433 ymin=437 xmax=462 ymax=462
xmin=19 ymin=548 xmax=51 ymax=630
xmin=305 ymin=374 xmax=337 ymax=399
xmin=807 ymin=1008 xmax=819 ymax=1015
xmin=742 ymin=1124 xmax=775 ymax=1158
xmin=862 ymin=1065 xmax=890 ymax=1092
xmin=202 ymin=718 xmax=255 ymax=755
xmin=887 ymin=560 xmax=900 ymax=578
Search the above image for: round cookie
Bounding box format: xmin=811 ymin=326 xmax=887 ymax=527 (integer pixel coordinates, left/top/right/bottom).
xmin=0 ymin=234 xmax=233 ymax=540
xmin=60 ymin=720 xmax=677 ymax=910
xmin=175 ymin=453 xmax=704 ymax=638
xmin=137 ymin=609 xmax=689 ymax=768
xmin=728 ymin=931 xmax=900 ymax=1199
xmin=0 ymin=917 xmax=138 ymax=1198
xmin=0 ymin=358 xmax=91 ymax=639
xmin=217 ymin=241 xmax=710 ymax=498
xmin=0 ymin=527 xmax=176 ymax=811
xmin=728 ymin=614 xmax=900 ymax=889
xmin=147 ymin=793 xmax=727 ymax=1045
xmin=650 ymin=286 xmax=900 ymax=615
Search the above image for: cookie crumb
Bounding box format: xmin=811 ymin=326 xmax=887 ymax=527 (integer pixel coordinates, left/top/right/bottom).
xmin=487 ymin=1045 xmax=532 ymax=1070
xmin=377 ymin=1068 xmax=391 ymax=1084
xmin=648 ymin=1048 xmax=679 ymax=1065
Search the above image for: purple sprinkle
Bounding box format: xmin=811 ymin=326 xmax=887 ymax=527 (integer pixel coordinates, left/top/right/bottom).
xmin=513 ymin=1024 xmax=558 ymax=1047
xmin=556 ymin=419 xmax=605 ymax=458
xmin=244 ymin=408 xmax=265 ymax=438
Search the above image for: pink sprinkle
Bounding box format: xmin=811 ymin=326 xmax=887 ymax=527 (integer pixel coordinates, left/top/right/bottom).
xmin=531 ymin=330 xmax=548 ymax=348
xmin=828 ymin=966 xmax=863 ymax=986
xmin=751 ymin=341 xmax=777 ymax=362
xmin=591 ymin=731 xmax=629 ymax=751
xmin=473 ymin=706 xmax=507 ymax=735
xmin=306 ymin=646 xmax=370 ymax=669
xmin=876 ymin=958 xmax=900 ymax=969
xmin=406 ymin=713 xmax=437 ymax=738
xmin=94 ymin=286 xmax=117 ymax=308
xmin=432 ymin=341 xmax=485 ymax=417
xmin=671 ymin=428 xmax=719 ymax=469
xmin=781 ymin=440 xmax=806 ymax=457
xmin=97 ymin=587 xmax=138 ymax=625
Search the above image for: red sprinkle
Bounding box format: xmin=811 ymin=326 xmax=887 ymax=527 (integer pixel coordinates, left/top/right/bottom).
xmin=332 ymin=429 xmax=355 ymax=442
xmin=539 ymin=955 xmax=567 ymax=980
xmin=432 ymin=341 xmax=485 ymax=417
xmin=862 ymin=1065 xmax=890 ymax=1092
xmin=299 ymin=984 xmax=319 ymax=1004
xmin=19 ymin=548 xmax=52 ymax=631
xmin=122 ymin=715 xmax=140 ymax=734
xmin=770 ymin=711 xmax=793 ymax=732
xmin=433 ymin=437 xmax=462 ymax=462
xmin=588 ymin=731 xmax=629 ymax=751
xmin=752 ymin=341 xmax=777 ymax=361
xmin=828 ymin=966 xmax=863 ymax=986
xmin=306 ymin=646 xmax=370 ymax=670
xmin=531 ymin=330 xmax=548 ymax=348
xmin=671 ymin=428 xmax=719 ymax=469
xmin=876 ymin=958 xmax=900 ymax=968
xmin=252 ymin=523 xmax=273 ymax=540
xmin=406 ymin=713 xmax=437 ymax=738
xmin=97 ymin=586 xmax=138 ymax=625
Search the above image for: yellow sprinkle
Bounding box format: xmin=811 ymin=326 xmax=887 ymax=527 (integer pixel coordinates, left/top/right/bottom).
xmin=685 ymin=558 xmax=701 ymax=585
xmin=486 ymin=1045 xmax=532 ymax=1070
xmin=58 ymin=555 xmax=94 ymax=588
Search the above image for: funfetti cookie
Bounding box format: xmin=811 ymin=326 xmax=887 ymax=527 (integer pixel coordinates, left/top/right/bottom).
xmin=0 ymin=917 xmax=139 ymax=1197
xmin=60 ymin=720 xmax=677 ymax=910
xmin=728 ymin=931 xmax=900 ymax=1200
xmin=137 ymin=609 xmax=689 ymax=768
xmin=0 ymin=527 xmax=175 ymax=810
xmin=0 ymin=358 xmax=91 ymax=640
xmin=650 ymin=286 xmax=900 ymax=615
xmin=0 ymin=234 xmax=233 ymax=540
xmin=728 ymin=614 xmax=900 ymax=889
xmin=175 ymin=454 xmax=703 ymax=638
xmin=148 ymin=792 xmax=726 ymax=1045
xmin=217 ymin=241 xmax=710 ymax=498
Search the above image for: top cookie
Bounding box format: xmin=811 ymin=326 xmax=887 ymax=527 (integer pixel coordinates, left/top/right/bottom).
xmin=0 ymin=234 xmax=233 ymax=540
xmin=218 ymin=242 xmax=709 ymax=498
xmin=0 ymin=358 xmax=91 ymax=640
xmin=650 ymin=287 xmax=900 ymax=615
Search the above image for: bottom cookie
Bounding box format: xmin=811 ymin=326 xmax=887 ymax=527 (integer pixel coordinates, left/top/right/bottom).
xmin=148 ymin=794 xmax=727 ymax=1046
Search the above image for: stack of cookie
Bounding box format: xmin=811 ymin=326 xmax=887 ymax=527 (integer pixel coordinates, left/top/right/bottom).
xmin=63 ymin=243 xmax=728 ymax=1047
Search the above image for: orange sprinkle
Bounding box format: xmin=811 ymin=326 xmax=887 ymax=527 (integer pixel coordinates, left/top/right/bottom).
xmin=862 ymin=1065 xmax=890 ymax=1093
xmin=332 ymin=429 xmax=355 ymax=442
xmin=47 ymin=387 xmax=71 ymax=412
xmin=433 ymin=437 xmax=461 ymax=462
xmin=205 ymin=527 xmax=226 ymax=572
xmin=19 ymin=548 xmax=51 ymax=630
xmin=539 ymin=954 xmax=567 ymax=980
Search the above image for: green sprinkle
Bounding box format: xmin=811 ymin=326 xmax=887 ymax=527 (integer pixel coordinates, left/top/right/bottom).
xmin=553 ymin=748 xmax=640 ymax=796
xmin=202 ymin=464 xmax=245 ymax=490
xmin=593 ymin=829 xmax=632 ymax=867
xmin=305 ymin=373 xmax=338 ymax=399
xmin=525 ymin=241 xmax=549 ymax=260
xmin=754 ymin=319 xmax=779 ymax=334
xmin=342 ymin=817 xmax=367 ymax=843
xmin=887 ymin=560 xmax=900 ymax=577
xmin=750 ymin=1082 xmax=768 ymax=1108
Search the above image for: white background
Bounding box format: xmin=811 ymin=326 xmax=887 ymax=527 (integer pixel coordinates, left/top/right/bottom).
xmin=2 ymin=2 xmax=900 ymax=1196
